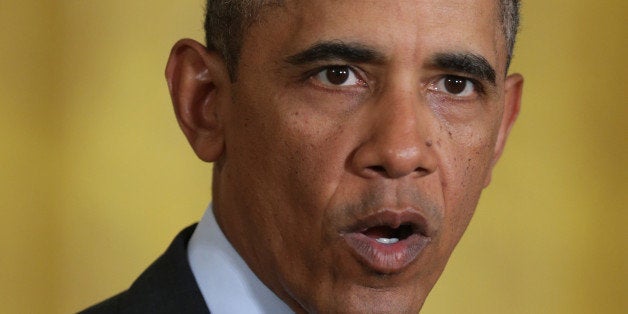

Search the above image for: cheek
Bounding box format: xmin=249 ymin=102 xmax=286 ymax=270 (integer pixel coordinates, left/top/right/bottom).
xmin=226 ymin=85 xmax=351 ymax=220
xmin=281 ymin=112 xmax=351 ymax=209
xmin=271 ymin=86 xmax=363 ymax=200
xmin=436 ymin=122 xmax=497 ymax=241
xmin=220 ymin=89 xmax=348 ymax=273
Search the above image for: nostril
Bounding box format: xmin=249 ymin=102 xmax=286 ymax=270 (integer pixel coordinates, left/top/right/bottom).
xmin=414 ymin=167 xmax=428 ymax=173
xmin=366 ymin=165 xmax=429 ymax=177
xmin=367 ymin=165 xmax=387 ymax=173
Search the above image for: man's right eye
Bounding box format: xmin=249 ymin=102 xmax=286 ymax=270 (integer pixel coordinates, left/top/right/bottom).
xmin=313 ymin=66 xmax=367 ymax=87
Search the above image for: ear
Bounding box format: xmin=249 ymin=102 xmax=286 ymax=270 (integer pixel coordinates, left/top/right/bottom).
xmin=484 ymin=73 xmax=523 ymax=187
xmin=165 ymin=39 xmax=230 ymax=162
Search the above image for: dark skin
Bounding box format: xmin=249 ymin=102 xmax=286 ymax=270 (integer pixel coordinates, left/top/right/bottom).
xmin=166 ymin=0 xmax=523 ymax=312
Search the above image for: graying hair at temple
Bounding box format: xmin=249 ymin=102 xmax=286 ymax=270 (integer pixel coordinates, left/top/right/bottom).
xmin=204 ymin=0 xmax=521 ymax=78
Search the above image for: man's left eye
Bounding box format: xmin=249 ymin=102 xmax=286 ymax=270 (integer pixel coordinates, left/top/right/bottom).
xmin=431 ymin=75 xmax=477 ymax=97
xmin=314 ymin=66 xmax=365 ymax=87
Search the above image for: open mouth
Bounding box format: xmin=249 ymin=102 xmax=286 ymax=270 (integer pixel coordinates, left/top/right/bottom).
xmin=362 ymin=224 xmax=414 ymax=244
xmin=342 ymin=210 xmax=432 ymax=274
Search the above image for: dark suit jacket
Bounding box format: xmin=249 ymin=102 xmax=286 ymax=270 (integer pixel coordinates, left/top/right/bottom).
xmin=79 ymin=224 xmax=210 ymax=314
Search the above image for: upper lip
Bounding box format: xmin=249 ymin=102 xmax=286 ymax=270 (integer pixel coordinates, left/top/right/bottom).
xmin=341 ymin=208 xmax=434 ymax=238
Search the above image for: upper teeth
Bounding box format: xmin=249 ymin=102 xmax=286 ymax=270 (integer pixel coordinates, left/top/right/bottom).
xmin=376 ymin=237 xmax=399 ymax=244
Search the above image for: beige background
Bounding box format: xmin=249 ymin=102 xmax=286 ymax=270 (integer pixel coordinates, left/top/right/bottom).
xmin=1 ymin=0 xmax=626 ymax=313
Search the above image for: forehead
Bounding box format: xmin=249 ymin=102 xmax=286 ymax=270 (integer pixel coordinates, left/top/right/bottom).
xmin=246 ymin=0 xmax=506 ymax=74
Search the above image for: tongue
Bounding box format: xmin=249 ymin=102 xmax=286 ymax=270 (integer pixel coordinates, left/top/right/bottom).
xmin=363 ymin=226 xmax=395 ymax=239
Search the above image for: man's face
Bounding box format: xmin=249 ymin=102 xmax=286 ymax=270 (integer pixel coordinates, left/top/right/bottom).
xmin=211 ymin=0 xmax=521 ymax=312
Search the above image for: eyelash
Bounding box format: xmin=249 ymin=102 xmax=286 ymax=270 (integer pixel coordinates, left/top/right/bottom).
xmin=302 ymin=65 xmax=485 ymax=98
xmin=428 ymin=74 xmax=486 ymax=98
xmin=303 ymin=65 xmax=367 ymax=86
xmin=459 ymin=76 xmax=485 ymax=95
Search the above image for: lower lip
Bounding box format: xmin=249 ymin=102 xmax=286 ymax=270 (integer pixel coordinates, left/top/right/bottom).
xmin=343 ymin=233 xmax=430 ymax=274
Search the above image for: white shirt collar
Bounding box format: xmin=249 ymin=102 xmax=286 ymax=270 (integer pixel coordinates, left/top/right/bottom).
xmin=187 ymin=204 xmax=294 ymax=314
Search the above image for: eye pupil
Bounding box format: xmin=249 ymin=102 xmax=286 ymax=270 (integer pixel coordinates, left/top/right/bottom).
xmin=444 ymin=76 xmax=467 ymax=94
xmin=326 ymin=66 xmax=350 ymax=85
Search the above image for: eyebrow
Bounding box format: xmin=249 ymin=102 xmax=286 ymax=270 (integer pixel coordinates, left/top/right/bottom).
xmin=428 ymin=52 xmax=497 ymax=85
xmin=285 ymin=41 xmax=386 ymax=65
xmin=284 ymin=42 xmax=497 ymax=85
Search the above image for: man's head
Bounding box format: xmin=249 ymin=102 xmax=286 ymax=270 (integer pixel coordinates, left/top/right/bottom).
xmin=166 ymin=0 xmax=523 ymax=312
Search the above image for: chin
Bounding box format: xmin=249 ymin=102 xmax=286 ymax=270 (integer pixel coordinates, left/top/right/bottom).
xmin=293 ymin=274 xmax=428 ymax=314
xmin=326 ymin=287 xmax=424 ymax=314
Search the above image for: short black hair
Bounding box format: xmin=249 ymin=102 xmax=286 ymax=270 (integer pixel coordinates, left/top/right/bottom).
xmin=204 ymin=0 xmax=521 ymax=79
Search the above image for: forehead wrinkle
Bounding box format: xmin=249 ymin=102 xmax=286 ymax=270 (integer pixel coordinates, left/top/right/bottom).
xmin=252 ymin=0 xmax=505 ymax=80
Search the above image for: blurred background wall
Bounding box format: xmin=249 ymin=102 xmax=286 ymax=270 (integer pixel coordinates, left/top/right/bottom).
xmin=0 ymin=0 xmax=625 ymax=313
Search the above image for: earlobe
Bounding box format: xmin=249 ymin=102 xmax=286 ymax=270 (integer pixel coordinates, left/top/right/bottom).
xmin=484 ymin=73 xmax=523 ymax=187
xmin=165 ymin=39 xmax=230 ymax=162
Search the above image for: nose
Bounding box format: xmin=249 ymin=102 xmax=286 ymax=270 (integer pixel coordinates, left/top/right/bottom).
xmin=351 ymin=89 xmax=437 ymax=179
